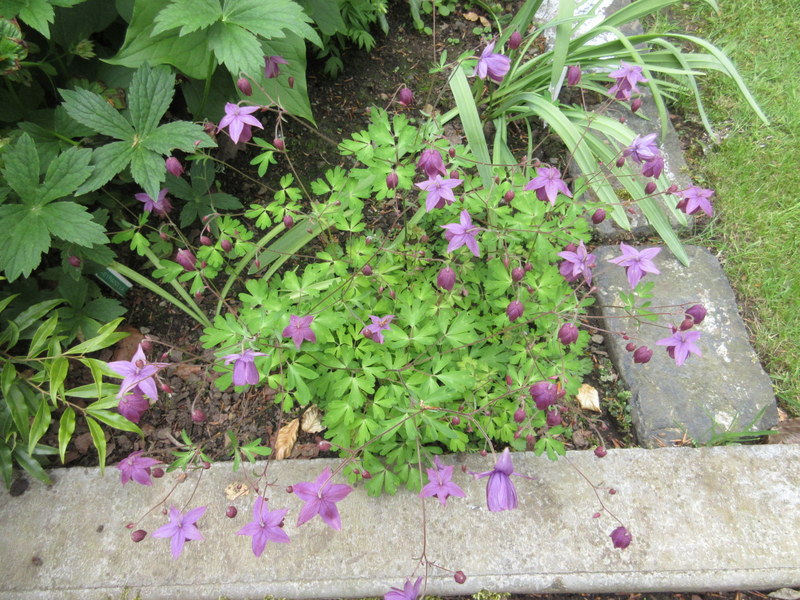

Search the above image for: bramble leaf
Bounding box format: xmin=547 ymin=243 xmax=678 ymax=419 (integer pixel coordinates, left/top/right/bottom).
xmin=1 ymin=133 xmax=39 ymax=203
xmin=76 ymin=142 xmax=136 ymax=195
xmin=39 ymin=145 xmax=93 ymax=203
xmin=60 ymin=87 xmax=134 ymax=140
xmin=39 ymin=202 xmax=108 ymax=246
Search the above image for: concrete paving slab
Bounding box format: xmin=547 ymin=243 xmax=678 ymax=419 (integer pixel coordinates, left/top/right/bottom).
xmin=1 ymin=445 xmax=798 ymax=599
xmin=592 ymin=244 xmax=778 ymax=446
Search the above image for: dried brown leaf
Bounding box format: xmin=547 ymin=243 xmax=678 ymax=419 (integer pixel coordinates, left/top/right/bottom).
xmin=274 ymin=418 xmax=299 ymax=460
xmin=479 ymin=15 xmax=490 ymax=27
xmin=301 ymin=405 xmax=325 ymax=433
xmin=464 ymin=11 xmax=479 ymax=21
xmin=111 ymin=326 xmax=144 ymax=362
xmin=225 ymin=481 xmax=250 ymax=501
xmin=576 ymin=383 xmax=601 ymax=412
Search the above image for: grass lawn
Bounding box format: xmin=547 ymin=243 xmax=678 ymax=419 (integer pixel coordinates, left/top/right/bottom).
xmin=650 ymin=0 xmax=800 ymax=414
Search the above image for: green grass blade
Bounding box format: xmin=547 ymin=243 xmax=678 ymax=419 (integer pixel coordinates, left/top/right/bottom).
xmin=448 ymin=65 xmax=494 ymax=190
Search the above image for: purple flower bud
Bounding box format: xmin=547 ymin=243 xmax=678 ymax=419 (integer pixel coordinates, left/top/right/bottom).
xmin=175 ymin=249 xmax=197 ymax=271
xmin=398 ymin=87 xmax=414 ymax=106
xmin=68 ymin=255 xmax=81 ymax=268
xmin=191 ymin=409 xmax=206 ymax=424
xmin=633 ymin=346 xmax=653 ymax=364
xmin=529 ymin=381 xmax=559 ymax=410
xmin=451 ymin=415 xmax=461 ymax=425
xmin=685 ymin=304 xmax=707 ymax=324
xmin=454 ymin=571 xmax=467 ymax=584
xmin=131 ymin=530 xmax=147 ymax=542
xmin=594 ymin=446 xmax=607 ymax=458
xmin=273 ymin=137 xmax=285 ymax=151
xmin=362 ymin=265 xmax=372 ymax=276
xmin=237 ymin=77 xmax=252 ymax=96
xmin=506 ymin=300 xmax=525 ymax=322
xmin=448 ymin=147 xmax=456 ymax=159
xmin=513 ymin=407 xmax=526 ymax=423
xmin=283 ymin=214 xmax=294 ymax=229
xmin=558 ymin=323 xmax=579 ymax=345
xmin=449 ymin=169 xmax=459 ymax=179
xmin=521 ymin=263 xmax=531 ymax=272
xmin=631 ymin=97 xmax=643 ymax=113
xmin=625 ymin=342 xmax=637 ymax=352
xmin=616 ymin=156 xmax=626 ymax=168
xmin=165 ymin=156 xmax=184 ymax=177
xmin=225 ymin=506 xmax=237 ymax=518
xmin=318 ymin=439 xmax=332 ymax=452
xmin=564 ymin=242 xmax=577 ymax=253
xmin=437 ymin=267 xmax=456 ymax=291
xmin=679 ymin=317 xmax=694 ymax=331
xmin=644 ymin=181 xmax=657 ymax=195
xmin=546 ymin=408 xmax=562 ymax=426
xmin=199 ymin=235 xmax=212 ymax=246
xmin=567 ymin=64 xmax=582 ymax=86
xmin=202 ymin=461 xmax=211 ymax=469
xmin=386 ymin=171 xmax=399 ymax=190
xmin=220 ymin=238 xmax=233 ymax=252
xmin=610 ymin=526 xmax=632 ymax=549
xmin=511 ymin=267 xmax=524 ymax=282
xmin=591 ymin=208 xmax=606 ymax=224
xmin=152 ymin=468 xmax=164 ymax=478
xmin=288 ymin=76 xmax=295 ymax=89
xmin=503 ymin=190 xmax=515 ymax=203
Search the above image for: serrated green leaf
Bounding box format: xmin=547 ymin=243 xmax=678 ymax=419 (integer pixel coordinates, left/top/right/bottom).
xmin=58 ymin=406 xmax=76 ymax=463
xmin=60 ymin=87 xmax=134 ymax=140
xmin=85 ymin=415 xmax=107 ymax=472
xmin=141 ymin=121 xmax=215 ymax=155
xmin=39 ymin=146 xmax=93 ymax=204
xmin=152 ymin=0 xmax=221 ymax=37
xmin=129 ymin=63 xmax=175 ymax=136
xmin=27 ymin=400 xmax=52 ymax=455
xmin=19 ymin=0 xmax=54 ymax=37
xmin=207 ymin=20 xmax=263 ymax=75
xmin=39 ymin=202 xmax=108 ymax=247
xmin=1 ymin=133 xmax=39 ymax=204
xmin=0 ymin=205 xmax=51 ymax=281
xmin=224 ymin=0 xmax=321 ymax=47
xmin=75 ymin=141 xmax=136 ymax=195
xmin=129 ymin=147 xmax=166 ymax=201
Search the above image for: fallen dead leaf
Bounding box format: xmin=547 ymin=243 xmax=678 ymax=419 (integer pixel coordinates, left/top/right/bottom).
xmin=576 ymin=383 xmax=601 ymax=412
xmin=301 ymin=405 xmax=325 ymax=433
xmin=274 ymin=418 xmax=299 ymax=460
xmin=463 ymin=11 xmax=479 ymax=21
xmin=479 ymin=15 xmax=490 ymax=27
xmin=224 ymin=481 xmax=250 ymax=501
xmin=111 ymin=326 xmax=144 ymax=362
xmin=173 ymin=363 xmax=204 ymax=381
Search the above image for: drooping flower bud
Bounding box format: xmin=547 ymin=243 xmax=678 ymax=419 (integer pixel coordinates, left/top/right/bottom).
xmin=610 ymin=526 xmax=632 ymax=549
xmin=625 ymin=342 xmax=637 ymax=352
xmin=283 ymin=214 xmax=294 ymax=229
xmin=616 ymin=156 xmax=626 ymax=168
xmin=546 ymin=408 xmax=562 ymax=426
xmin=318 ymin=439 xmax=332 ymax=452
xmin=685 ymin=304 xmax=707 ymax=324
xmin=131 ymin=530 xmax=147 ymax=542
xmin=504 ymin=190 xmax=515 ymax=203
xmin=152 ymin=468 xmax=164 ymax=478
xmin=361 ymin=265 xmax=372 ymax=276
xmin=631 ymin=97 xmax=643 ymax=113
xmin=511 ymin=267 xmax=524 ymax=282
xmin=448 ymin=147 xmax=456 ymax=158
xmin=288 ymin=76 xmax=295 ymax=89
xmin=175 ymin=249 xmax=197 ymax=271
xmin=591 ymin=208 xmax=606 ymax=224
xmin=567 ymin=64 xmax=582 ymax=86
xmin=679 ymin=317 xmax=694 ymax=331
xmin=506 ymin=300 xmax=525 ymax=322
xmin=386 ymin=171 xmax=398 ymax=190
xmin=273 ymin=137 xmax=285 ymax=151
xmin=513 ymin=407 xmax=526 ymax=423
xmin=199 ymin=235 xmax=212 ymax=246
xmin=507 ymin=30 xmax=522 ymax=50
xmin=237 ymin=77 xmax=253 ymax=96
xmin=530 ymin=381 xmax=558 ymax=410
xmin=191 ymin=409 xmax=206 ymax=424
xmin=558 ymin=322 xmax=579 ymax=345
xmin=68 ymin=255 xmax=81 ymax=268
xmin=633 ymin=346 xmax=653 ymax=364
xmin=397 ymin=87 xmax=414 ymax=106
xmin=454 ymin=571 xmax=467 ymax=584
xmin=644 ymin=181 xmax=657 ymax=195
xmin=437 ymin=267 xmax=456 ymax=291
xmin=594 ymin=446 xmax=607 ymax=458
xmin=220 ymin=238 xmax=233 ymax=252
xmin=226 ymin=506 xmax=238 ymax=518
xmin=165 ymin=156 xmax=184 ymax=177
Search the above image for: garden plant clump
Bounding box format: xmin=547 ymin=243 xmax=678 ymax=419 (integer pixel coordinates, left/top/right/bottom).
xmin=0 ymin=0 xmax=767 ymax=594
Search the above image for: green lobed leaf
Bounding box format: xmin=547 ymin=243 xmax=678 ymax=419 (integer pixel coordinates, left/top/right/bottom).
xmin=39 ymin=202 xmax=109 ymax=247
xmin=129 ymin=146 xmax=166 ymax=202
xmin=0 ymin=205 xmax=52 ymax=281
xmin=223 ymin=0 xmax=321 ymax=47
xmin=141 ymin=121 xmax=216 ymax=155
xmin=75 ymin=141 xmax=136 ymax=195
xmin=152 ymin=0 xmax=221 ymax=37
xmin=58 ymin=407 xmax=76 ymax=463
xmin=18 ymin=0 xmax=54 ymax=37
xmin=1 ymin=133 xmax=40 ymax=204
xmin=39 ymin=146 xmax=94 ymax=204
xmin=207 ymin=20 xmax=263 ymax=75
xmin=128 ymin=63 xmax=175 ymax=136
xmin=60 ymin=88 xmax=134 ymax=140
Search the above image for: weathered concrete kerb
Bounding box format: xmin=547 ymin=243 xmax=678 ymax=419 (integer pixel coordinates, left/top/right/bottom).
xmin=1 ymin=446 xmax=799 ymax=599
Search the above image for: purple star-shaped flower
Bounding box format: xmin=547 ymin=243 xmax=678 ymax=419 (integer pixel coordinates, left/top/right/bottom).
xmin=557 ymin=240 xmax=597 ymax=285
xmin=135 ymin=188 xmax=172 ymax=216
xmin=441 ymin=210 xmax=481 ymax=257
xmin=524 ymin=167 xmax=572 ymax=206
xmin=607 ymin=242 xmax=661 ymax=289
xmin=623 ymin=134 xmax=659 ymax=164
xmin=419 ymin=456 xmax=466 ymax=506
xmin=417 ymin=148 xmax=447 ymax=178
xmin=264 ymin=55 xmax=288 ymax=78
xmin=118 ymin=387 xmax=149 ymax=423
xmin=236 ymin=495 xmax=290 ymax=557
xmin=415 ymin=175 xmax=463 ymax=212
xmin=608 ymin=61 xmax=648 ymax=100
xmin=223 ymin=349 xmax=268 ymax=386
xmin=293 ymin=466 xmax=353 ymax=530
xmin=117 ymin=450 xmax=159 ymax=486
xmin=472 ymin=448 xmax=523 ymax=512
xmin=217 ymin=103 xmax=263 ymax=144
xmin=656 ymin=329 xmax=702 ymax=366
xmin=385 ymin=577 xmax=423 ymax=600
xmin=678 ymin=186 xmax=714 ymax=217
xmin=108 ymin=343 xmax=169 ymax=400
xmin=282 ymin=315 xmax=316 ymax=349
xmin=474 ymin=40 xmax=511 ymax=83
xmin=152 ymin=505 xmax=206 ymax=559
xmin=362 ymin=315 xmax=395 ymax=345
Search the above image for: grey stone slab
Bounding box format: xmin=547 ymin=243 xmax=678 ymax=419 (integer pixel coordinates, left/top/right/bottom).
xmin=1 ymin=446 xmax=799 ymax=599
xmin=592 ymin=244 xmax=778 ymax=447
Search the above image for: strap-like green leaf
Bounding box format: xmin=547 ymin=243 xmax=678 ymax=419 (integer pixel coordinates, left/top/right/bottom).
xmin=60 ymin=88 xmax=134 ymax=140
xmin=128 ymin=63 xmax=175 ymax=136
xmin=27 ymin=400 xmax=52 ymax=456
xmin=58 ymin=407 xmax=76 ymax=463
xmin=85 ymin=415 xmax=107 ymax=472
xmin=13 ymin=445 xmax=52 ymax=484
xmin=448 ymin=65 xmax=493 ymax=190
xmin=1 ymin=133 xmax=40 ymax=204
